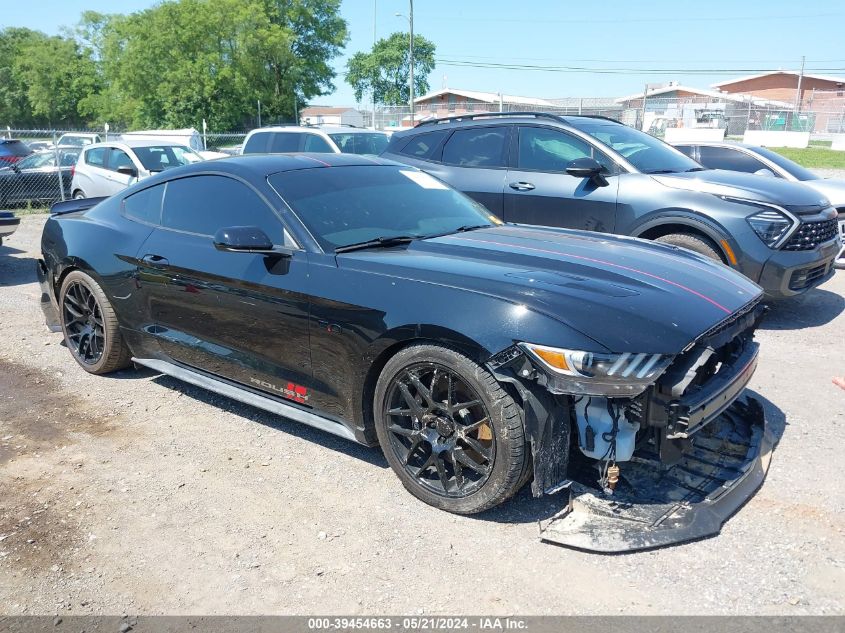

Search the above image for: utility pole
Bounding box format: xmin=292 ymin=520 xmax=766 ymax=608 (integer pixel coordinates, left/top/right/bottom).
xmin=409 ymin=0 xmax=415 ymax=126
xmin=795 ymin=55 xmax=806 ymax=114
xmin=257 ymin=100 xmax=262 ymax=127
xmin=640 ymin=83 xmax=649 ymax=131
xmin=372 ymin=0 xmax=377 ymax=129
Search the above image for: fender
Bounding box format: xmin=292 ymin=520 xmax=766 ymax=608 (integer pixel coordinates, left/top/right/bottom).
xmin=628 ymin=208 xmax=739 ymax=264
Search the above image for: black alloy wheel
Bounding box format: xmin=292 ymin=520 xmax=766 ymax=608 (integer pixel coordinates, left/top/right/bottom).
xmin=384 ymin=362 xmax=495 ymax=497
xmin=62 ymin=279 xmax=105 ymax=365
xmin=374 ymin=344 xmax=529 ymax=514
xmin=59 ymin=270 xmax=132 ymax=374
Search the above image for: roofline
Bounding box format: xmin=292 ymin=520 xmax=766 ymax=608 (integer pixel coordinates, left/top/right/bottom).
xmin=711 ymin=70 xmax=845 ymax=87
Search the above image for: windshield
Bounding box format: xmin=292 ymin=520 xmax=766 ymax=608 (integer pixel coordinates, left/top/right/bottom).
xmin=269 ymin=166 xmax=499 ymax=252
xmin=572 ymin=120 xmax=702 ymax=174
xmin=751 ymin=146 xmax=819 ymax=181
xmin=329 ymin=132 xmax=389 ymax=155
xmin=132 ymin=145 xmax=203 ymax=171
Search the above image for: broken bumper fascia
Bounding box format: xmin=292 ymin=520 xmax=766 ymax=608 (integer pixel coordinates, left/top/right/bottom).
xmin=36 ymin=258 xmax=62 ymax=332
xmin=539 ymin=397 xmax=772 ymax=553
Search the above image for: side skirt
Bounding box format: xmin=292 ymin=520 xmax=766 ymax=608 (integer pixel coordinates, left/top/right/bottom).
xmin=132 ymin=357 xmax=362 ymax=444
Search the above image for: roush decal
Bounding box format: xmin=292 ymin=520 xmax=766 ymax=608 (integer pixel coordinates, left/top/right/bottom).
xmin=250 ymin=377 xmax=309 ymax=404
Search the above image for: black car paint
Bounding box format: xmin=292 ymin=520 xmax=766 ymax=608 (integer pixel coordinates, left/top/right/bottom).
xmin=39 ymin=156 xmax=763 ymax=447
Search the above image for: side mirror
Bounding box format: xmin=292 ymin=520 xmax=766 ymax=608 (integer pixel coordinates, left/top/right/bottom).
xmin=116 ymin=165 xmax=138 ymax=178
xmin=213 ymin=226 xmax=281 ymax=254
xmin=565 ymin=157 xmax=609 ymax=186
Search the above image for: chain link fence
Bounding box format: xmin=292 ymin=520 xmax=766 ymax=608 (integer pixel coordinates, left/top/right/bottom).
xmin=4 ymin=90 xmax=845 ymax=210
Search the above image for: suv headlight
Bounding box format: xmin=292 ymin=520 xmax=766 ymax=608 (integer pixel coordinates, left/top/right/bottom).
xmin=519 ymin=343 xmax=674 ymax=397
xmin=746 ymin=209 xmax=795 ymax=248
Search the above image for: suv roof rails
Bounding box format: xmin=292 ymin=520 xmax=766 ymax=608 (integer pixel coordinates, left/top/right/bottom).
xmin=414 ymin=111 xmax=622 ymax=128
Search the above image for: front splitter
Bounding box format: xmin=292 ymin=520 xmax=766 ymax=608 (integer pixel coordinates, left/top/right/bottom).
xmin=539 ymin=397 xmax=772 ymax=553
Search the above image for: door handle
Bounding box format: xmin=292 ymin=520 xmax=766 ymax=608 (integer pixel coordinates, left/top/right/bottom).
xmin=141 ymin=254 xmax=169 ymax=267
xmin=509 ymin=181 xmax=535 ymax=191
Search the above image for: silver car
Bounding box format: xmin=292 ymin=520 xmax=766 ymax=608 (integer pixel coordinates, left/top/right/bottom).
xmin=674 ymin=141 xmax=845 ymax=268
xmin=70 ymin=140 xmax=204 ymax=199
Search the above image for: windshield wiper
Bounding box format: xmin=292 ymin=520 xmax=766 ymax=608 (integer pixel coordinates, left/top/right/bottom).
xmin=453 ymin=223 xmax=492 ymax=233
xmin=643 ymin=169 xmax=678 ymax=174
xmin=685 ymin=167 xmax=707 ymax=172
xmin=335 ymin=235 xmax=420 ymax=253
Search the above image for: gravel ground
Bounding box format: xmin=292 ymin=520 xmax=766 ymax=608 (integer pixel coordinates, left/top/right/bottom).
xmin=0 ymin=215 xmax=843 ymax=616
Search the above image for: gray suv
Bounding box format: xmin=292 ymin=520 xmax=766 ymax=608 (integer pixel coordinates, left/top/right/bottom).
xmin=382 ymin=112 xmax=840 ymax=298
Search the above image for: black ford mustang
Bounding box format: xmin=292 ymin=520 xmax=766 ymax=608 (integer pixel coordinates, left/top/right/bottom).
xmin=38 ymin=154 xmax=772 ymax=551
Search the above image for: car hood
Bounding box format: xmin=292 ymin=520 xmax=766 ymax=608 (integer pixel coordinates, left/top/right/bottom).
xmin=340 ymin=225 xmax=762 ymax=354
xmin=800 ymin=178 xmax=845 ymax=206
xmin=651 ymin=169 xmax=830 ymax=208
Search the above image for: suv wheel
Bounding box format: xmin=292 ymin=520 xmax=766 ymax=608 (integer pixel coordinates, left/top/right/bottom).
xmin=374 ymin=344 xmax=529 ymax=514
xmin=655 ymin=232 xmax=723 ymax=263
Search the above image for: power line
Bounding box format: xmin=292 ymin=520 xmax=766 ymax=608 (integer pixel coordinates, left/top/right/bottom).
xmin=434 ymin=58 xmax=845 ymax=75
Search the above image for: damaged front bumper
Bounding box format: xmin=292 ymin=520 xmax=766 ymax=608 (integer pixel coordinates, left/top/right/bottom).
xmin=539 ymin=397 xmax=771 ymax=552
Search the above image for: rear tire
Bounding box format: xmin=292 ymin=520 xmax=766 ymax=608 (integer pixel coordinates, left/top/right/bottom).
xmin=655 ymin=232 xmax=724 ymax=263
xmin=374 ymin=344 xmax=529 ymax=514
xmin=73 ymin=191 xmax=85 ymax=200
xmin=59 ymin=270 xmax=131 ymax=374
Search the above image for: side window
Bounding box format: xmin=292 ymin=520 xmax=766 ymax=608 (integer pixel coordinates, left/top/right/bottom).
xmin=161 ymin=175 xmax=284 ymax=244
xmin=674 ymin=145 xmax=697 ymax=159
xmin=85 ymin=147 xmax=106 ymax=167
xmin=697 ymin=146 xmax=771 ymax=174
xmin=441 ymin=127 xmax=507 ymax=167
xmin=124 ymin=184 xmax=165 ymax=225
xmin=398 ymin=130 xmax=449 ymax=159
xmin=243 ymin=132 xmax=269 ymax=154
xmin=303 ymin=134 xmax=334 ymax=153
xmin=108 ymin=148 xmax=134 ymax=172
xmin=517 ymin=127 xmax=594 ymax=172
xmin=269 ymin=133 xmax=302 ymax=153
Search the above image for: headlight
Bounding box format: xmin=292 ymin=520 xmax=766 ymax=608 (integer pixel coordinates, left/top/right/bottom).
xmin=746 ymin=209 xmax=794 ymax=248
xmin=519 ymin=343 xmax=674 ymax=397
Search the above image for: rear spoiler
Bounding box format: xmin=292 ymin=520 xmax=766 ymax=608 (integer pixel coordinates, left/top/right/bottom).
xmin=50 ymin=197 xmax=109 ymax=216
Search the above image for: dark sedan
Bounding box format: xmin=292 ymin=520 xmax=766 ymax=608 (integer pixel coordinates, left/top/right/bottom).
xmin=38 ymin=154 xmax=771 ymax=551
xmin=0 ymin=148 xmax=80 ymax=207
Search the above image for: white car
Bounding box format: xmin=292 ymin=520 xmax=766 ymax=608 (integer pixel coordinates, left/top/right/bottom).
xmin=241 ymin=125 xmax=389 ymax=156
xmin=70 ymin=140 xmax=204 ymax=199
xmin=57 ymin=133 xmax=102 ymax=147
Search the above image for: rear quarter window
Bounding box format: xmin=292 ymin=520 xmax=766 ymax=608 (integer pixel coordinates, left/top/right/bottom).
xmin=123 ymin=184 xmax=165 ymax=225
xmin=243 ymin=132 xmax=270 ymax=153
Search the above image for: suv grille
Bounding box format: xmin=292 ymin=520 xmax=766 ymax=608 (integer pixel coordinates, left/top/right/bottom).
xmin=782 ymin=218 xmax=838 ymax=251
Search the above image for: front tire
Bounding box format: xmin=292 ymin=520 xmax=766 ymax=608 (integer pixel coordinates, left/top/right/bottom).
xmin=59 ymin=270 xmax=131 ymax=374
xmin=374 ymin=344 xmax=528 ymax=514
xmin=73 ymin=190 xmax=85 ymax=200
xmin=655 ymin=232 xmax=724 ymax=263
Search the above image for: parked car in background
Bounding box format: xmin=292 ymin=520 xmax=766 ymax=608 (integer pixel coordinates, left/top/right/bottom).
xmin=0 ymin=211 xmax=20 ymax=245
xmin=241 ymin=125 xmax=389 ymax=156
xmin=70 ymin=140 xmax=204 ymax=199
xmin=121 ymin=128 xmax=204 ymax=151
xmin=382 ymin=112 xmax=839 ymax=298
xmin=56 ymin=133 xmax=102 ymax=147
xmin=28 ymin=141 xmax=55 ymax=151
xmin=38 ymin=154 xmax=770 ymax=551
xmin=673 ymin=141 xmax=845 ymax=269
xmin=0 ymin=147 xmax=80 ymax=207
xmin=0 ymin=139 xmax=33 ymax=165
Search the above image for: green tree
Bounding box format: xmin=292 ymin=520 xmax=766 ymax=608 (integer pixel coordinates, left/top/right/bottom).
xmin=0 ymin=28 xmax=48 ymax=127
xmin=14 ymin=36 xmax=100 ymax=127
xmin=86 ymin=0 xmax=347 ymax=130
xmin=345 ymin=32 xmax=436 ymax=106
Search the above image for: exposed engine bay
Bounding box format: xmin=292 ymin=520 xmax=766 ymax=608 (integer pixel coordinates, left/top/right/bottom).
xmin=489 ymin=298 xmax=770 ymax=551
